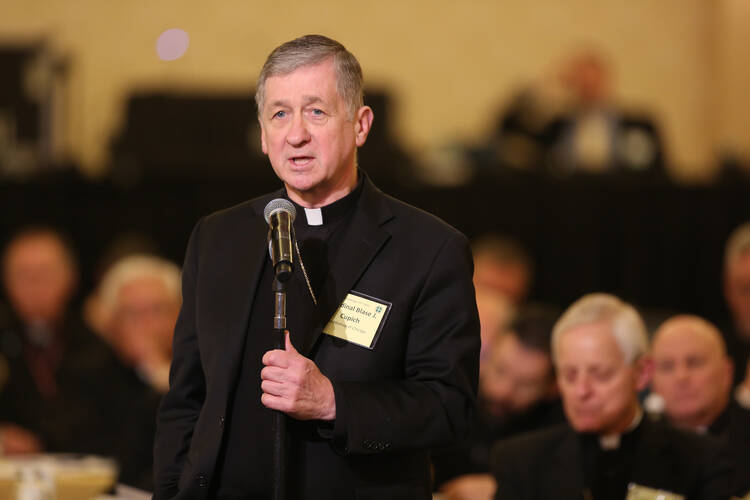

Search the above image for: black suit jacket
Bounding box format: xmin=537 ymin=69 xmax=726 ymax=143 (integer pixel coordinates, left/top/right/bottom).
xmin=154 ymin=177 xmax=480 ymax=499
xmin=491 ymin=419 xmax=732 ymax=500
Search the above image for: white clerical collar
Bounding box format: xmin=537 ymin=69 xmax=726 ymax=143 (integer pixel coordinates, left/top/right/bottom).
xmin=598 ymin=407 xmax=643 ymax=450
xmin=304 ymin=207 xmax=323 ymax=226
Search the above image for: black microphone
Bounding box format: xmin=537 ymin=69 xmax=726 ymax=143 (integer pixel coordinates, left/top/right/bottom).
xmin=264 ymin=198 xmax=296 ymax=283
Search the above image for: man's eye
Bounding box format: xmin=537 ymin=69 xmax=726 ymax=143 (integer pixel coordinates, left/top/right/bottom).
xmin=273 ymin=110 xmax=286 ymax=119
xmin=312 ymin=108 xmax=324 ymax=116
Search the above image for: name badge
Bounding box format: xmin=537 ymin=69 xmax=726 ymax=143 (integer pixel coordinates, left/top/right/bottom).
xmin=323 ymin=291 xmax=391 ymax=349
xmin=626 ymin=483 xmax=684 ymax=500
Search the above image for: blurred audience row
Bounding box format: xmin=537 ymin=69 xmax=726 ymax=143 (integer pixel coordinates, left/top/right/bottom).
xmin=0 ymin=227 xmax=180 ymax=490
xmin=435 ymin=221 xmax=750 ymax=499
xmin=1 ymin=220 xmax=749 ymax=497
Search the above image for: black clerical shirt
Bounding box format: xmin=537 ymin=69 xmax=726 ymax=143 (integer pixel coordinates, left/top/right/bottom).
xmin=214 ymin=178 xmax=363 ymax=498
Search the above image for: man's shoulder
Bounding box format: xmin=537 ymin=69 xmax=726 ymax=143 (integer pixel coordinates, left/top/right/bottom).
xmin=370 ymin=185 xmax=466 ymax=242
xmin=204 ymin=190 xmax=281 ymax=225
xmin=492 ymin=423 xmax=572 ymax=461
xmin=639 ymin=416 xmax=724 ymax=462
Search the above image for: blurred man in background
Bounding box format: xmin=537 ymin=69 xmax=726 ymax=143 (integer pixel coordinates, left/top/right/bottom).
xmin=547 ymin=50 xmax=664 ymax=173
xmin=491 ymin=293 xmax=730 ymax=500
xmin=472 ymin=235 xmax=533 ymax=306
xmin=650 ymin=315 xmax=750 ymax=497
xmin=0 ymin=227 xmax=154 ymax=489
xmin=433 ymin=308 xmax=563 ymax=500
xmin=723 ymin=221 xmax=750 ymax=387
xmin=96 ymin=254 xmax=180 ymax=393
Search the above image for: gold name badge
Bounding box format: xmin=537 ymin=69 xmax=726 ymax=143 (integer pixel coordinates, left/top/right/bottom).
xmin=626 ymin=483 xmax=684 ymax=500
xmin=323 ymin=291 xmax=392 ymax=349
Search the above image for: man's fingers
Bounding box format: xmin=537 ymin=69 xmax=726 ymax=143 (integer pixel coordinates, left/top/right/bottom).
xmin=260 ymin=365 xmax=287 ymax=382
xmin=285 ymin=330 xmax=298 ymax=353
xmin=262 ymin=349 xmax=289 ymax=368
xmin=260 ymin=379 xmax=285 ymax=396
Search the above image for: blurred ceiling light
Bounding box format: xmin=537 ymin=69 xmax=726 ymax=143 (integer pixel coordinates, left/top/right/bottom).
xmin=156 ymin=28 xmax=190 ymax=61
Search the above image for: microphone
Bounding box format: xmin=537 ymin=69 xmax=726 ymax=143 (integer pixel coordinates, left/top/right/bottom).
xmin=264 ymin=198 xmax=296 ymax=283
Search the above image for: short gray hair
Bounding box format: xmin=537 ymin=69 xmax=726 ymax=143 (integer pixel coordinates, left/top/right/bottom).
xmin=255 ymin=34 xmax=364 ymax=117
xmin=551 ymin=293 xmax=648 ymax=365
xmin=98 ymin=254 xmax=181 ymax=320
xmin=725 ymin=222 xmax=750 ymax=272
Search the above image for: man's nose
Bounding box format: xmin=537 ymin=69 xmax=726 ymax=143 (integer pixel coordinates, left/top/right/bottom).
xmin=573 ymin=375 xmax=592 ymax=399
xmin=286 ymin=114 xmax=311 ymax=146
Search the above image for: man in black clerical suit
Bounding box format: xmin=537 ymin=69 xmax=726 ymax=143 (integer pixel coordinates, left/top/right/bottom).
xmin=491 ymin=293 xmax=731 ymax=500
xmin=153 ymin=35 xmax=480 ymax=500
xmin=432 ymin=307 xmax=564 ymax=499
xmin=651 ymin=315 xmax=750 ymax=498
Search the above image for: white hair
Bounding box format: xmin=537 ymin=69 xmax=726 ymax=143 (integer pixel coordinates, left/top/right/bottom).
xmin=725 ymin=222 xmax=750 ymax=272
xmin=551 ymin=293 xmax=648 ymax=365
xmin=98 ymin=254 xmax=181 ymax=320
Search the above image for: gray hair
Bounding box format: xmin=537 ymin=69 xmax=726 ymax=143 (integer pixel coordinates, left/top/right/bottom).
xmin=551 ymin=293 xmax=648 ymax=365
xmin=725 ymin=222 xmax=750 ymax=272
xmin=255 ymin=34 xmax=364 ymax=118
xmin=98 ymin=254 xmax=181 ymax=319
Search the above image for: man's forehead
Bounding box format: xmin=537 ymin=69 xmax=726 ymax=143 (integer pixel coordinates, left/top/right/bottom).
xmin=654 ymin=323 xmax=723 ymax=358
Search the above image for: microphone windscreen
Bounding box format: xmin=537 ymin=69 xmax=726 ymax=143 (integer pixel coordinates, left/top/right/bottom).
xmin=263 ymin=198 xmax=297 ymax=224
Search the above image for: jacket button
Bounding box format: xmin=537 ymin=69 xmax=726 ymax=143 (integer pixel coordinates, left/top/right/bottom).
xmin=219 ymin=416 xmax=225 ymax=428
xmin=196 ymin=474 xmax=207 ymax=488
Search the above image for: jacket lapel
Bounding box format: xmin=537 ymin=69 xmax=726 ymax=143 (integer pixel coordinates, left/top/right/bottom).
xmin=302 ymin=178 xmax=393 ymax=355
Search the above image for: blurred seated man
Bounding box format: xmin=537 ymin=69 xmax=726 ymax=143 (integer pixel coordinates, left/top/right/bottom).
xmin=475 ymin=288 xmax=515 ymax=364
xmin=472 ymin=235 xmax=533 ymax=306
xmin=96 ymin=254 xmax=181 ymax=393
xmin=491 ymin=293 xmax=731 ymax=500
xmin=546 ymin=50 xmax=664 ymax=173
xmin=651 ymin=315 xmax=750 ymax=497
xmin=433 ymin=308 xmax=564 ymax=499
xmin=723 ymin=221 xmax=750 ymax=387
xmin=0 ymin=227 xmax=145 ymax=482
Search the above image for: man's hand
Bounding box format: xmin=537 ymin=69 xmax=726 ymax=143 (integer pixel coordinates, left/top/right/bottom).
xmin=0 ymin=423 xmax=43 ymax=454
xmin=440 ymin=474 xmax=497 ymax=500
xmin=261 ymin=331 xmax=336 ymax=421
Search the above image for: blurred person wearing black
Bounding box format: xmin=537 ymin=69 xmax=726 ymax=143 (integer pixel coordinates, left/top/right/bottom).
xmin=0 ymin=227 xmax=153 ymax=489
xmin=723 ymin=222 xmax=750 ymax=389
xmin=92 ymin=254 xmax=182 ymax=490
xmin=491 ymin=294 xmax=731 ymax=500
xmin=97 ymin=254 xmax=180 ymax=394
xmin=432 ymin=308 xmax=563 ymax=500
xmin=546 ymin=51 xmax=664 ymax=174
xmin=154 ymin=35 xmax=479 ymax=500
xmin=651 ymin=315 xmax=750 ymax=497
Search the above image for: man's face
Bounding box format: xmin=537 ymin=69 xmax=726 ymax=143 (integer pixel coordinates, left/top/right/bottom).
xmin=258 ymin=58 xmax=371 ymax=206
xmin=473 ymin=257 xmax=529 ymax=305
xmin=651 ymin=320 xmax=732 ymax=428
xmin=480 ymin=332 xmax=554 ymax=418
xmin=111 ymin=277 xmax=179 ymax=366
xmin=725 ymin=251 xmax=750 ymax=338
xmin=2 ymin=234 xmax=75 ymax=325
xmin=556 ymin=322 xmax=644 ymax=434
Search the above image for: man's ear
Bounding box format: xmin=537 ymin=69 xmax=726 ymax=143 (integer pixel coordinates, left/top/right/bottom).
xmin=258 ymin=116 xmax=268 ymax=155
xmin=354 ymin=106 xmax=374 ymax=147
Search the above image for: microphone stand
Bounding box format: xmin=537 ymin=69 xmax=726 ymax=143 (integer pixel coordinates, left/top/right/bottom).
xmin=271 ymin=273 xmax=288 ymax=500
